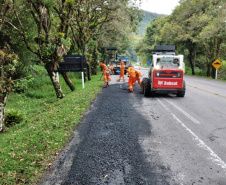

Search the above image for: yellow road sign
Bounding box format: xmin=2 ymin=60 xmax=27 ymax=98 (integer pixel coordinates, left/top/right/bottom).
xmin=212 ymin=59 xmax=222 ymax=69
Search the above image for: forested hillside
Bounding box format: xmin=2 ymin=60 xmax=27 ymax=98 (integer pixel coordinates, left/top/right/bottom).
xmin=129 ymin=11 xmax=164 ymax=61
xmin=137 ymin=11 xmax=164 ymax=37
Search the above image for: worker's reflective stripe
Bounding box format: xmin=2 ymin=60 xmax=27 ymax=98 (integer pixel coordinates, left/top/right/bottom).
xmin=128 ymin=70 xmax=135 ymax=73
xmin=129 ymin=86 xmax=133 ymax=88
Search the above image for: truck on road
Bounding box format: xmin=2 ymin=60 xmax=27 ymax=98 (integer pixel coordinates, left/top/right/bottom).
xmin=110 ymin=56 xmax=130 ymax=74
xmin=141 ymin=45 xmax=186 ymax=97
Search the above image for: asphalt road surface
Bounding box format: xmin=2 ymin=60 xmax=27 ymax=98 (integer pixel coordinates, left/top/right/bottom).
xmin=39 ymin=67 xmax=226 ymax=185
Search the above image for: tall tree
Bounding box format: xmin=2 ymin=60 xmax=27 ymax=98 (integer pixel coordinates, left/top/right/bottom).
xmin=160 ymin=0 xmax=206 ymax=75
xmin=4 ymin=0 xmax=75 ymax=98
xmin=97 ymin=1 xmax=142 ymax=65
xmin=70 ymin=0 xmax=121 ymax=80
xmin=160 ymin=0 xmax=225 ymax=76
xmin=198 ymin=0 xmax=226 ymax=77
xmin=0 ymin=0 xmax=20 ymax=131
xmin=70 ymin=0 xmax=141 ymax=77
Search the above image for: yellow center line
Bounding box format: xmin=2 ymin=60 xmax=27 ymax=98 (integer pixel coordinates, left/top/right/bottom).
xmin=187 ymin=84 xmax=226 ymax=99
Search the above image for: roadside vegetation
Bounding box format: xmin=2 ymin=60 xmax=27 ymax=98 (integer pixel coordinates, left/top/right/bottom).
xmin=135 ymin=0 xmax=225 ymax=79
xmin=0 ymin=66 xmax=103 ymax=184
xmin=0 ymin=0 xmax=142 ymax=131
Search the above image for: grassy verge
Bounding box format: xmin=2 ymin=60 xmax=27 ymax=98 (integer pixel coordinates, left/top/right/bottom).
xmin=0 ymin=69 xmax=103 ymax=184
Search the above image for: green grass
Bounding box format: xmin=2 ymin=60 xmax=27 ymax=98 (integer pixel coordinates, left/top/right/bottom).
xmin=0 ymin=69 xmax=103 ymax=184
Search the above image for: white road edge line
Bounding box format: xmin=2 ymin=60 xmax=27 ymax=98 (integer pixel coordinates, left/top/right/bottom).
xmin=157 ymin=98 xmax=226 ymax=171
xmin=164 ymin=98 xmax=200 ymax=124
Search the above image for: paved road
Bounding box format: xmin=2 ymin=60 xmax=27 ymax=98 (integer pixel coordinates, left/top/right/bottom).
xmin=39 ymin=67 xmax=226 ymax=185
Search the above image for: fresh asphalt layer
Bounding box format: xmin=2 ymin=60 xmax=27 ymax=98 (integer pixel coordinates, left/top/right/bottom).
xmin=38 ymin=74 xmax=176 ymax=185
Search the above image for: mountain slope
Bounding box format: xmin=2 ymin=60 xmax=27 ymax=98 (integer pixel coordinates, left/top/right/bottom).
xmin=137 ymin=10 xmax=165 ymax=37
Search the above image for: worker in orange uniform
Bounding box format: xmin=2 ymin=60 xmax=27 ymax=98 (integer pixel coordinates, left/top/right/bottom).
xmin=127 ymin=64 xmax=136 ymax=92
xmin=105 ymin=67 xmax=111 ymax=84
xmin=117 ymin=61 xmax=125 ymax=82
xmin=100 ymin=62 xmax=111 ymax=87
xmin=109 ymin=65 xmax=114 ymax=75
xmin=134 ymin=69 xmax=142 ymax=88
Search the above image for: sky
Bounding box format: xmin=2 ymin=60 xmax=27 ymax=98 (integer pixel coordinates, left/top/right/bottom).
xmin=137 ymin=0 xmax=180 ymax=15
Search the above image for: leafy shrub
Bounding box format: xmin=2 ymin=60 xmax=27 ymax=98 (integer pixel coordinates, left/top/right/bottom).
xmin=185 ymin=66 xmax=206 ymax=76
xmin=185 ymin=67 xmax=192 ymax=75
xmin=5 ymin=109 xmax=24 ymax=127
xmin=195 ymin=67 xmax=206 ymax=76
xmin=14 ymin=76 xmax=34 ymax=93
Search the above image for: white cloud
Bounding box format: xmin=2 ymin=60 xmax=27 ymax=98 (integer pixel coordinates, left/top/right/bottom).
xmin=138 ymin=0 xmax=180 ymax=15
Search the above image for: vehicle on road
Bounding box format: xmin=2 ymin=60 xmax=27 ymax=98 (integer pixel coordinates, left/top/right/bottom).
xmin=141 ymin=45 xmax=186 ymax=97
xmin=118 ymin=55 xmax=130 ymax=74
xmin=109 ymin=56 xmax=130 ymax=74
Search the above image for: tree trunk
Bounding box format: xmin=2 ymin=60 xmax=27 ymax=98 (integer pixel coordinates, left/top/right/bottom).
xmin=0 ymin=92 xmax=7 ymax=132
xmin=188 ymin=42 xmax=196 ymax=75
xmin=100 ymin=47 xmax=106 ymax=63
xmin=45 ymin=63 xmax=64 ymax=98
xmin=207 ymin=61 xmax=211 ymax=77
xmin=204 ymin=38 xmax=222 ymax=79
xmin=87 ymin=63 xmax=91 ymax=81
xmin=61 ymin=72 xmax=75 ymax=91
xmin=91 ymin=45 xmax=98 ymax=75
xmin=212 ymin=66 xmax=216 ymax=79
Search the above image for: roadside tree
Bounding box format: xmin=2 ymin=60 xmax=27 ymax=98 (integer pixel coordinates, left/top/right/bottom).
xmin=0 ymin=0 xmax=20 ymax=131
xmin=198 ymin=0 xmax=226 ymax=77
xmin=70 ymin=0 xmax=141 ymax=78
xmin=3 ymin=0 xmax=75 ymax=98
xmin=160 ymin=0 xmax=225 ymax=77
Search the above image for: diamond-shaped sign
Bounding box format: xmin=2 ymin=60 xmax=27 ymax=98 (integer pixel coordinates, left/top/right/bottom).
xmin=212 ymin=59 xmax=222 ymax=69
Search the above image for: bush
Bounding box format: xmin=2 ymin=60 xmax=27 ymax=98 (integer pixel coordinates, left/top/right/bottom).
xmin=185 ymin=66 xmax=206 ymax=76
xmin=195 ymin=67 xmax=206 ymax=76
xmin=14 ymin=76 xmax=34 ymax=93
xmin=4 ymin=109 xmax=24 ymax=127
xmin=185 ymin=67 xmax=192 ymax=75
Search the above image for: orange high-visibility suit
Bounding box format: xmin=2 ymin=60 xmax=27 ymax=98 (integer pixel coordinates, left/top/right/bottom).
xmin=109 ymin=66 xmax=114 ymax=75
xmin=134 ymin=69 xmax=142 ymax=87
xmin=105 ymin=68 xmax=111 ymax=83
xmin=100 ymin=63 xmax=111 ymax=86
xmin=117 ymin=61 xmax=125 ymax=82
xmin=127 ymin=66 xmax=136 ymax=92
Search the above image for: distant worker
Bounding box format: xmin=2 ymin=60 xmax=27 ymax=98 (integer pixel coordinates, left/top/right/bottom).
xmin=127 ymin=64 xmax=136 ymax=92
xmin=134 ymin=69 xmax=142 ymax=88
xmin=100 ymin=62 xmax=111 ymax=87
xmin=105 ymin=67 xmax=111 ymax=85
xmin=117 ymin=61 xmax=125 ymax=82
xmin=109 ymin=65 xmax=114 ymax=75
